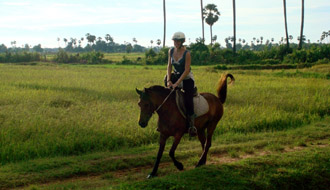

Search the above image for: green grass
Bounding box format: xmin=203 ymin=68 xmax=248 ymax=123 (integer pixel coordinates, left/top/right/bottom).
xmin=103 ymin=53 xmax=144 ymax=63
xmin=0 ymin=116 xmax=329 ymax=189
xmin=0 ymin=64 xmax=329 ymax=164
xmin=119 ymin=147 xmax=330 ymax=190
xmin=0 ymin=63 xmax=329 ymax=189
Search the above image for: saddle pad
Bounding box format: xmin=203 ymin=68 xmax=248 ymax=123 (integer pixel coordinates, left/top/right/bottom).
xmin=175 ymin=90 xmax=209 ymax=119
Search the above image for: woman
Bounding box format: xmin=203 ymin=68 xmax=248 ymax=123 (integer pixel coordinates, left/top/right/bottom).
xmin=165 ymin=31 xmax=197 ymax=137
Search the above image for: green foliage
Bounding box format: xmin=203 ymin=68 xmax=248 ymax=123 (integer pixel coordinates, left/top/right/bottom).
xmin=53 ymin=49 xmax=105 ymax=64
xmin=0 ymin=52 xmax=42 ymax=63
xmin=145 ymin=48 xmax=169 ymax=65
xmin=53 ymin=48 xmax=79 ymax=63
xmin=137 ymin=42 xmax=328 ymax=66
xmin=80 ymin=51 xmax=104 ymax=64
xmin=145 ymin=48 xmax=157 ymax=58
xmin=188 ymin=40 xmax=210 ymax=65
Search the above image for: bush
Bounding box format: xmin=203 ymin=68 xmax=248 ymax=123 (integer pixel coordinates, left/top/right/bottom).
xmin=53 ymin=49 xmax=105 ymax=64
xmin=80 ymin=51 xmax=104 ymax=64
xmin=259 ymin=59 xmax=281 ymax=65
xmin=0 ymin=52 xmax=42 ymax=63
xmin=145 ymin=49 xmax=157 ymax=58
xmin=120 ymin=56 xmax=138 ymax=65
xmin=145 ymin=48 xmax=169 ymax=65
xmin=189 ymin=40 xmax=210 ymax=65
xmin=53 ymin=49 xmax=78 ymax=63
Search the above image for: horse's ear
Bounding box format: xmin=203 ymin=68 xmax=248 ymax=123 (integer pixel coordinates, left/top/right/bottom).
xmin=136 ymin=88 xmax=143 ymax=96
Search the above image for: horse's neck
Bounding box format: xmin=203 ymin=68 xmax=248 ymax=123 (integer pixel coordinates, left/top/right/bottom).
xmin=152 ymin=90 xmax=175 ymax=114
xmin=152 ymin=91 xmax=169 ymax=105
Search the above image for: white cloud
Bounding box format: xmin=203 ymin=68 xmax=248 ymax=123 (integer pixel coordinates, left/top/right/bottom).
xmin=2 ymin=2 xmax=31 ymax=6
xmin=0 ymin=0 xmax=329 ymax=47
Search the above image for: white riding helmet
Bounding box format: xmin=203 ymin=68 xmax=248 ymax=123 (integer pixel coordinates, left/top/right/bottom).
xmin=172 ymin=32 xmax=185 ymax=41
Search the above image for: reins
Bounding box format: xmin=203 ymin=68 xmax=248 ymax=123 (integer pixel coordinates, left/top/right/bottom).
xmin=153 ymin=89 xmax=175 ymax=114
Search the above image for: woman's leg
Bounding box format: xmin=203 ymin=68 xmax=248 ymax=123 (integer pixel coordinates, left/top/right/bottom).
xmin=183 ymin=79 xmax=197 ymax=136
xmin=183 ymin=79 xmax=195 ymax=115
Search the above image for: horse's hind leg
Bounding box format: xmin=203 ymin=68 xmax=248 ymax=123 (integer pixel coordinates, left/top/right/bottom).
xmin=169 ymin=134 xmax=184 ymax=170
xmin=196 ymin=124 xmax=216 ymax=167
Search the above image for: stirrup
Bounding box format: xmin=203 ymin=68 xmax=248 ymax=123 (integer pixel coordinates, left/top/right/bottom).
xmin=188 ymin=126 xmax=197 ymax=137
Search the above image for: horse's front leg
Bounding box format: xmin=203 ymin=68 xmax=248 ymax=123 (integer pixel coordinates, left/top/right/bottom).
xmin=147 ymin=133 xmax=168 ymax=179
xmin=169 ymin=133 xmax=184 ymax=170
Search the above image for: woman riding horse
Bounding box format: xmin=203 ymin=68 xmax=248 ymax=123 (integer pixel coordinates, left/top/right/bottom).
xmin=136 ymin=73 xmax=234 ymax=179
xmin=165 ymin=31 xmax=197 ymax=137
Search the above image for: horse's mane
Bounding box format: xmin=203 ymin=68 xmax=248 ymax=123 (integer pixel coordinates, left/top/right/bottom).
xmin=146 ymin=85 xmax=171 ymax=96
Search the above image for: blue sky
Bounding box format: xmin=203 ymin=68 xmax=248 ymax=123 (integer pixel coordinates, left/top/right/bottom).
xmin=0 ymin=0 xmax=329 ymax=48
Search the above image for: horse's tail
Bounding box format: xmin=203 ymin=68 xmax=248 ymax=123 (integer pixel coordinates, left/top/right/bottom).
xmin=216 ymin=73 xmax=235 ymax=104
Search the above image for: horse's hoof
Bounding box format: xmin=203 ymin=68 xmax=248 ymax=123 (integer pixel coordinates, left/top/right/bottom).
xmin=196 ymin=161 xmax=205 ymax=168
xmin=147 ymin=173 xmax=157 ymax=179
xmin=175 ymin=162 xmax=184 ymax=170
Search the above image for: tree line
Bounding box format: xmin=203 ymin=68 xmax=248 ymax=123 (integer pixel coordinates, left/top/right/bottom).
xmin=57 ymin=33 xmax=148 ymax=53
xmin=161 ymin=0 xmax=307 ymax=53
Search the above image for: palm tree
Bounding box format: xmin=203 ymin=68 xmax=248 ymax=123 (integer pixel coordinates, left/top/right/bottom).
xmin=298 ymin=0 xmax=304 ymax=50
xmin=63 ymin=38 xmax=68 ymax=46
xmin=150 ymin=40 xmax=154 ymax=48
xmin=133 ymin=38 xmax=138 ymax=45
xmin=86 ymin=33 xmax=96 ymax=45
xmin=163 ymin=0 xmax=166 ymax=48
xmin=203 ymin=4 xmax=221 ymax=45
xmin=73 ymin=38 xmax=77 ymax=48
xmin=283 ymin=0 xmax=290 ymax=49
xmin=200 ymin=0 xmax=205 ymax=43
xmin=321 ymin=31 xmax=327 ymax=43
xmin=105 ymin=34 xmax=113 ymax=45
xmin=232 ymin=0 xmax=236 ymax=53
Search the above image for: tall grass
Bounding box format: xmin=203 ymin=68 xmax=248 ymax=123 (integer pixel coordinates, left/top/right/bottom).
xmin=0 ymin=64 xmax=329 ymax=164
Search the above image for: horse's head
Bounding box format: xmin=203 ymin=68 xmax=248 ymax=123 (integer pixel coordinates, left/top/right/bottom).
xmin=136 ymin=88 xmax=155 ymax=128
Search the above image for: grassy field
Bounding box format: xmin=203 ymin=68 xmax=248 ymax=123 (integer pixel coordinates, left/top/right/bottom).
xmin=103 ymin=53 xmax=144 ymax=63
xmin=0 ymin=63 xmax=329 ymax=189
xmin=45 ymin=53 xmax=144 ymax=63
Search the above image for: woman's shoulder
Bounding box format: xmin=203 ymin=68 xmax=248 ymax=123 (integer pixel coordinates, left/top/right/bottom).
xmin=184 ymin=49 xmax=191 ymax=56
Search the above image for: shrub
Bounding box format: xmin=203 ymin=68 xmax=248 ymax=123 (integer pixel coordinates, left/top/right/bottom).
xmin=80 ymin=51 xmax=104 ymax=64
xmin=259 ymin=59 xmax=281 ymax=65
xmin=145 ymin=49 xmax=157 ymax=58
xmin=0 ymin=52 xmax=42 ymax=63
xmin=53 ymin=49 xmax=105 ymax=64
xmin=144 ymin=47 xmax=169 ymax=65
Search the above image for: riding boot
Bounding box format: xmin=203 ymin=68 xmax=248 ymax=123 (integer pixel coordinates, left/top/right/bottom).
xmin=188 ymin=114 xmax=197 ymax=137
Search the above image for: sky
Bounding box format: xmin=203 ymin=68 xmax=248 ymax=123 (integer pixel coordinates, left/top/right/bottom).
xmin=0 ymin=0 xmax=329 ymax=48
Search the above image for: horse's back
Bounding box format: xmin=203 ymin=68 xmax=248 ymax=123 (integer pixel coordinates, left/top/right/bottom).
xmin=200 ymin=92 xmax=223 ymax=121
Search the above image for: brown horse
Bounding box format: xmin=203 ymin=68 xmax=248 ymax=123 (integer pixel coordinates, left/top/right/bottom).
xmin=136 ymin=73 xmax=234 ymax=178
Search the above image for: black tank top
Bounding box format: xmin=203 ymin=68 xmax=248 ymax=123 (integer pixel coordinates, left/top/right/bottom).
xmin=170 ymin=48 xmax=190 ymax=77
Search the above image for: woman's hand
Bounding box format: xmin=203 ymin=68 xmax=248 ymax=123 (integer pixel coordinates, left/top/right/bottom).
xmin=171 ymin=82 xmax=178 ymax=89
xmin=167 ymin=81 xmax=173 ymax=88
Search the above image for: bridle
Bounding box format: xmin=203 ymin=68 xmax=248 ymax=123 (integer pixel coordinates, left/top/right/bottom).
xmin=153 ymin=89 xmax=175 ymax=114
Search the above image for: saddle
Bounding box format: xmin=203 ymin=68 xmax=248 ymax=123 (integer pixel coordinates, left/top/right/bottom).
xmin=175 ymin=89 xmax=209 ymax=119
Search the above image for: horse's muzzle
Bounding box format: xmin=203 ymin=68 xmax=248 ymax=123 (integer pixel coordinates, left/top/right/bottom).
xmin=139 ymin=121 xmax=148 ymax=128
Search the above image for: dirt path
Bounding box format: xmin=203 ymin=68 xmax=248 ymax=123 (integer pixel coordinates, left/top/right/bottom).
xmin=20 ymin=141 xmax=328 ymax=190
